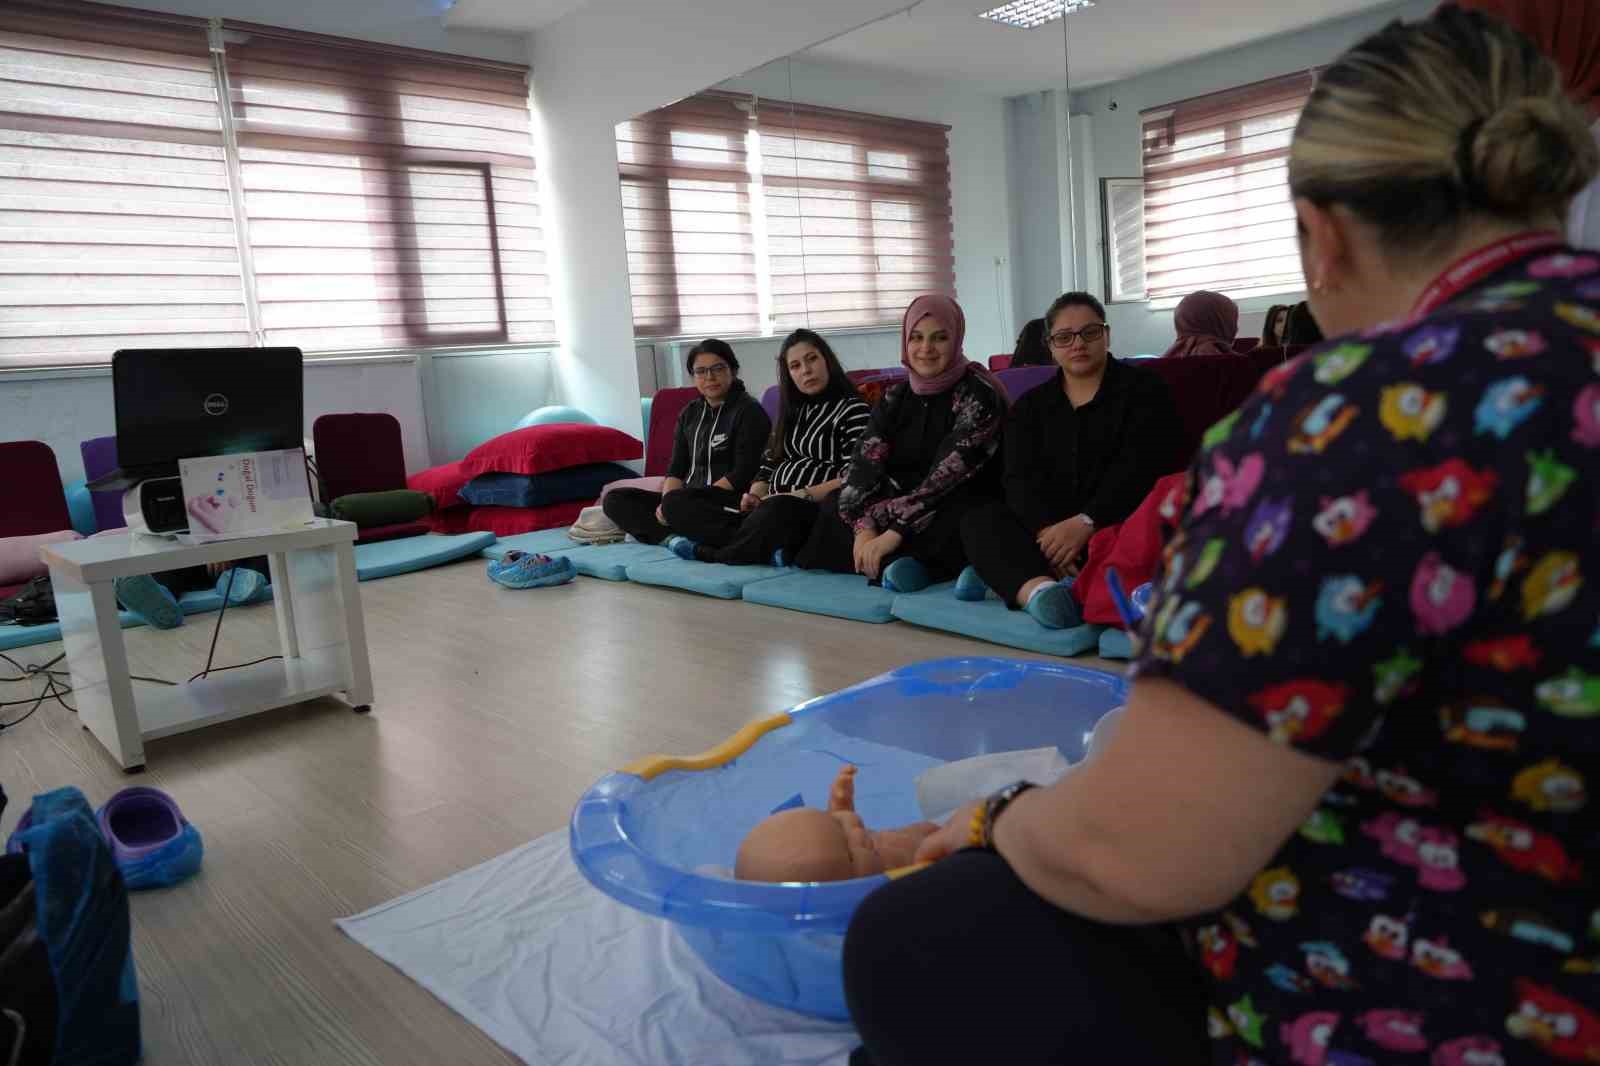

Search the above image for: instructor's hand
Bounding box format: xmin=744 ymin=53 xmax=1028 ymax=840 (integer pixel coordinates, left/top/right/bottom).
xmin=914 ymin=800 xmax=982 ymax=865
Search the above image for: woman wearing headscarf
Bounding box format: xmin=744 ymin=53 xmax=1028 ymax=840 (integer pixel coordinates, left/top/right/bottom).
xmin=843 ymin=10 xmax=1600 ymax=1065
xmin=791 ymin=294 xmax=1006 ymax=592
xmin=1161 ymin=290 xmax=1240 ymax=357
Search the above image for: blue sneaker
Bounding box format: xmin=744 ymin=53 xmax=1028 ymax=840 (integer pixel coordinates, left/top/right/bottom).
xmin=215 ymin=567 xmax=269 ymax=606
xmin=1024 ymin=583 xmax=1081 ymax=630
xmin=113 ymin=574 xmax=183 ymax=629
xmin=664 ymin=535 xmax=699 ymax=561
xmin=881 ymin=557 xmax=932 ymax=594
xmin=488 ymin=551 xmax=577 ymax=589
xmin=954 ymin=565 xmax=987 ymax=602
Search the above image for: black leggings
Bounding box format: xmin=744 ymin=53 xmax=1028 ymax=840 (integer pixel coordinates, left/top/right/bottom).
xmin=960 ymin=500 xmax=1056 ymax=608
xmin=601 ymin=487 xmax=671 ymax=544
xmin=843 ymin=849 xmax=1207 ymax=1066
xmin=704 ymin=493 xmax=821 ymax=566
xmin=795 ymin=493 xmax=975 ymax=581
xmin=152 ymin=556 xmax=269 ymax=597
xmin=660 ymin=486 xmax=746 ymax=549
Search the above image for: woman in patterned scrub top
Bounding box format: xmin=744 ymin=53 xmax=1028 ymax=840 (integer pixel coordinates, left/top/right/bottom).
xmin=841 ymin=10 xmax=1600 ymax=1066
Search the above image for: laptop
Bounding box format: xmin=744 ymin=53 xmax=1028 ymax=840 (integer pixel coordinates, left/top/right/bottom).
xmin=86 ymin=347 xmax=305 ymax=492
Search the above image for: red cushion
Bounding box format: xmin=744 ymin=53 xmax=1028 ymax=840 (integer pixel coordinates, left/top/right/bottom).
xmin=0 ymin=441 xmax=72 ymax=539
xmin=645 ymin=387 xmax=698 ymax=478
xmin=0 ymin=582 xmax=24 ymax=602
xmin=460 ymin=424 xmax=642 ymax=479
xmin=354 ymin=521 xmax=433 ymax=545
xmin=988 ymin=354 xmax=1014 ymax=370
xmin=426 ymin=500 xmax=591 ymax=538
xmin=1142 ymin=353 xmax=1276 ymax=473
xmin=408 ymin=461 xmax=473 ymax=511
xmin=313 ymin=413 xmax=408 ymax=500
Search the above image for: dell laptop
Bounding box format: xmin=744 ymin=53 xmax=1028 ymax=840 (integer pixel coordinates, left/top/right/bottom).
xmin=87 ymin=347 xmax=305 ymax=492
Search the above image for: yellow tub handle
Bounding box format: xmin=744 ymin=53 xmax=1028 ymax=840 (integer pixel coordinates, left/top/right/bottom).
xmin=885 ymin=862 xmax=931 ymax=880
xmin=622 ymin=713 xmax=794 ymax=781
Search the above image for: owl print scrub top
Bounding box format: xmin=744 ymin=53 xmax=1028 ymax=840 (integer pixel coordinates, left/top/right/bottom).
xmin=1131 ymin=233 xmax=1600 ymax=1066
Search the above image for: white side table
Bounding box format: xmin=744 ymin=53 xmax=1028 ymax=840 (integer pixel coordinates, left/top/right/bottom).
xmin=40 ymin=519 xmax=375 ymax=772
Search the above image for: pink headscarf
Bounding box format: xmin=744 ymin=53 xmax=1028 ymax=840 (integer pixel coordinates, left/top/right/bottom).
xmin=1163 ymin=290 xmax=1240 ymax=358
xmin=902 ymin=294 xmax=976 ymax=396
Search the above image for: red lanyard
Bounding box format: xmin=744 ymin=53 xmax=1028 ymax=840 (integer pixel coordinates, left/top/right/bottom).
xmin=1410 ymin=231 xmax=1565 ymax=317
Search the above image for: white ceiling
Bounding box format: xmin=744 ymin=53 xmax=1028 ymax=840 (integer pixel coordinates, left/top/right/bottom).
xmin=803 ymin=0 xmax=1402 ymax=94
xmin=445 ymin=0 xmax=591 ymax=31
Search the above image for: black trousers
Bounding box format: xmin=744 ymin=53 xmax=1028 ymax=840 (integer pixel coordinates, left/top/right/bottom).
xmin=660 ymin=486 xmax=746 ymax=548
xmin=706 ymin=493 xmax=821 ymax=566
xmin=152 ymin=556 xmax=270 ymax=597
xmin=843 ymin=849 xmax=1207 ymax=1066
xmin=960 ymin=500 xmax=1055 ymax=608
xmin=601 ymin=487 xmax=671 ymax=544
xmin=796 ymin=492 xmax=975 ymax=581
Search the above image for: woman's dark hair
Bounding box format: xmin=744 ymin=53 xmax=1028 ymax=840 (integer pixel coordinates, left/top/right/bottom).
xmin=1283 ymin=302 xmax=1325 ymax=346
xmin=1262 ymin=304 xmax=1289 ymax=345
xmin=1044 ymin=292 xmax=1108 ymax=332
xmin=685 ymin=338 xmax=740 ymax=375
xmin=764 ymin=329 xmax=862 ymax=465
xmin=1012 ymin=318 xmax=1052 ymax=367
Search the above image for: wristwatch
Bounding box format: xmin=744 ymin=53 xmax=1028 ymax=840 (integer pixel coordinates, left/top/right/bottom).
xmin=981 ymin=780 xmax=1037 ymax=849
xmin=1075 ymin=513 xmax=1095 ymax=530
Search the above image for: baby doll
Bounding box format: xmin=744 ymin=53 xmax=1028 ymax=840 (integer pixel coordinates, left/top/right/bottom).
xmin=734 ymin=765 xmax=940 ymax=883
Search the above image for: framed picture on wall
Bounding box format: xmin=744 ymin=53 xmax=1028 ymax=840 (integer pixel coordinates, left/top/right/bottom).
xmin=1101 ymin=177 xmax=1146 ymax=304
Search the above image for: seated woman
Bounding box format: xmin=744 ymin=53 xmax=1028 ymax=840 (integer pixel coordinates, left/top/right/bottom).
xmin=1282 ymin=299 xmax=1325 ymax=345
xmin=843 ymin=11 xmax=1600 ymax=1065
xmin=959 ymin=292 xmax=1179 ymax=628
xmin=602 ymin=339 xmax=770 ymax=545
xmin=1260 ymin=302 xmax=1290 ymax=348
xmin=791 ymin=294 xmax=1005 ymax=592
xmin=664 ymin=330 xmax=869 ymax=566
xmin=1010 ymin=317 xmax=1052 ymax=367
xmin=113 ymin=560 xmax=270 ymax=630
xmin=1161 ymin=290 xmax=1240 ymax=357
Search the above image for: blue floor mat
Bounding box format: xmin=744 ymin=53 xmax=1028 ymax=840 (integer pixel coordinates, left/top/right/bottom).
xmin=891 ymin=585 xmax=1105 ymax=657
xmin=479 ymin=528 xmax=592 ymax=562
xmin=0 ymin=585 xmax=271 ymax=653
xmin=567 ymin=542 xmax=675 ymax=581
xmin=1099 ymin=628 xmax=1136 ymax=660
xmin=624 ymin=558 xmax=788 ymax=600
xmin=355 ymin=532 xmax=497 ymax=581
xmin=742 ymin=570 xmax=899 ymax=623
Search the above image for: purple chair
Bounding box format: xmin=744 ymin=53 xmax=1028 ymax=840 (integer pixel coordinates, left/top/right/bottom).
xmin=993 ymin=364 xmax=1057 ymax=401
xmin=80 ymin=436 xmax=127 ymax=533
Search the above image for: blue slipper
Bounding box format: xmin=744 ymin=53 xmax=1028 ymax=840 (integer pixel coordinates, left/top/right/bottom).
xmin=772 ymin=548 xmax=790 ymax=568
xmin=664 ymin=535 xmax=699 ymax=561
xmin=488 ymin=551 xmax=576 ymax=589
xmin=881 ymin=557 xmax=932 ymax=594
xmin=1025 ymin=583 xmax=1081 ymax=630
xmin=113 ymin=575 xmax=183 ymax=629
xmin=215 ymin=567 xmax=269 ymax=606
xmin=954 ymin=566 xmax=988 ymax=602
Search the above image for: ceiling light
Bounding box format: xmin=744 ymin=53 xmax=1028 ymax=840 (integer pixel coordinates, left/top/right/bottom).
xmin=977 ymin=0 xmax=1094 ymax=29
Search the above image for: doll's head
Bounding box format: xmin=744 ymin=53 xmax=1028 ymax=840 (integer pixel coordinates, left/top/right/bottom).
xmin=734 ymin=807 xmax=884 ymax=882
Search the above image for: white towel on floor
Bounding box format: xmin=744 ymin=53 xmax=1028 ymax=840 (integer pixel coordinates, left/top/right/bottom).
xmin=337 ymin=830 xmax=856 ymax=1066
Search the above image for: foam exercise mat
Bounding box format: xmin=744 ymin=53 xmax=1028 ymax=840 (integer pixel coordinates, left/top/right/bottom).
xmin=566 ymin=542 xmax=674 ymax=581
xmin=0 ymin=585 xmax=274 ymax=652
xmin=354 ymin=532 xmax=497 ymax=581
xmin=623 ymin=559 xmax=788 ymax=600
xmin=478 ymin=527 xmax=592 ymax=561
xmin=890 ymin=585 xmax=1105 ymax=657
xmin=741 ymin=571 xmax=899 ymax=623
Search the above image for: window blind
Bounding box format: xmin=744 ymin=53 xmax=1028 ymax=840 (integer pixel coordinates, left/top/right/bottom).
xmin=223 ymin=25 xmax=553 ymax=350
xmin=758 ymin=101 xmax=955 ymax=331
xmin=0 ymin=1 xmax=249 ymax=367
xmin=615 ymin=91 xmax=758 ymax=338
xmin=1140 ymin=70 xmax=1315 ymax=303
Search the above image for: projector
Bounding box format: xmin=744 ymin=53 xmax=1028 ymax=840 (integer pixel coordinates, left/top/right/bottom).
xmin=123 ymin=477 xmax=189 ymax=536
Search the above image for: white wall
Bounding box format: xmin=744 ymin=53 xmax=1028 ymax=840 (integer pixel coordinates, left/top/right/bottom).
xmin=1069 ymin=0 xmax=1432 ymax=355
xmin=721 ymin=57 xmax=1017 ymax=363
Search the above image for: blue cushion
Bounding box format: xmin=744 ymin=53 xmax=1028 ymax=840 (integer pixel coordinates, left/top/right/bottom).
xmin=458 ymin=464 xmax=633 ymax=509
xmin=480 ymin=528 xmax=592 ymax=561
xmin=624 ymin=559 xmax=788 ymax=600
xmin=514 ymin=405 xmax=597 ymax=429
xmin=891 ymin=585 xmax=1106 ymax=657
xmin=1099 ymin=628 xmax=1135 ymax=660
xmin=742 ymin=571 xmax=898 ymax=623
xmin=355 ymin=532 xmax=497 ymax=581
xmin=569 ymin=541 xmax=675 ymax=581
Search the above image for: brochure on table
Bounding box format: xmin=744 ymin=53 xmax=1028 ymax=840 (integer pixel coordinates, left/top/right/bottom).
xmin=177 ymin=448 xmax=315 ymax=544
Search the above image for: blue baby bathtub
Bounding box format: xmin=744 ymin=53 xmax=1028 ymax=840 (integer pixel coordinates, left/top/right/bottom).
xmin=570 ymin=657 xmax=1127 ymax=1020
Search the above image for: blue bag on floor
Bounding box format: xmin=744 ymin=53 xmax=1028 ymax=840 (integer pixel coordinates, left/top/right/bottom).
xmin=8 ymin=787 xmax=142 ymax=1066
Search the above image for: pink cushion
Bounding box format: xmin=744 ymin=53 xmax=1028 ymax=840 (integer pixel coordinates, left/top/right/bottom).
xmin=599 ymin=475 xmax=665 ymax=501
xmin=460 ymin=424 xmax=642 ymax=479
xmin=407 ymin=461 xmax=473 ymax=511
xmin=0 ymin=530 xmax=81 ymax=586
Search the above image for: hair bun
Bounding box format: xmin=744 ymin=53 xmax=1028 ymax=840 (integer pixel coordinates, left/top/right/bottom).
xmin=1468 ymin=96 xmax=1599 ymax=215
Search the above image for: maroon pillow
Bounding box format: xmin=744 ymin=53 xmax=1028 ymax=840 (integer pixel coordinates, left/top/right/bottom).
xmin=460 ymin=424 xmax=642 ymax=478
xmin=407 ymin=461 xmax=473 ymax=511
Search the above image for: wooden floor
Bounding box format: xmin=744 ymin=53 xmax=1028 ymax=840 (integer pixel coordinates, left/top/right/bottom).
xmin=0 ymin=559 xmax=1116 ymax=1065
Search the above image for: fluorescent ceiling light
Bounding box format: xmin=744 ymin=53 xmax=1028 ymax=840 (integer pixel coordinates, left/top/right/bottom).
xmin=977 ymin=0 xmax=1095 ymax=29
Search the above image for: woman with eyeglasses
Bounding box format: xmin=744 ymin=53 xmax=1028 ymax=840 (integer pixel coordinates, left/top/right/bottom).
xmin=601 ymin=338 xmax=770 ymax=545
xmin=956 ymin=292 xmax=1179 ymax=628
xmin=788 ymin=294 xmax=1006 ymax=591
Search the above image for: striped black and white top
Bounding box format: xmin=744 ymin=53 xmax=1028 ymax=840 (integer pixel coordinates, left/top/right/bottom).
xmin=757 ymin=395 xmax=872 ymax=494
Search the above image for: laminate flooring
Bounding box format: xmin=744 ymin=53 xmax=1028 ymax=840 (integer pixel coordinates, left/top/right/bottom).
xmin=0 ymin=558 xmax=1118 ymax=1065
